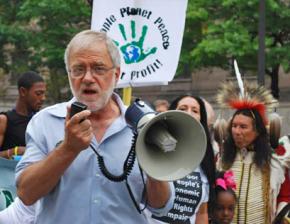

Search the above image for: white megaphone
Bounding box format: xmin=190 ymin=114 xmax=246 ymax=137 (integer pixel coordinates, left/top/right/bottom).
xmin=125 ymin=99 xmax=207 ymax=181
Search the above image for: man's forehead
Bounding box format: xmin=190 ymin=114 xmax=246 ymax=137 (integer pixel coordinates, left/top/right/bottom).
xmin=29 ymin=82 xmax=46 ymax=90
xmin=71 ymin=39 xmax=107 ymax=53
xmin=232 ymin=114 xmax=253 ymax=124
xmin=70 ymin=43 xmax=110 ymax=59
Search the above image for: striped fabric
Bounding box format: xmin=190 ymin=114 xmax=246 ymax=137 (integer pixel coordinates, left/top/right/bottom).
xmin=229 ymin=152 xmax=269 ymax=224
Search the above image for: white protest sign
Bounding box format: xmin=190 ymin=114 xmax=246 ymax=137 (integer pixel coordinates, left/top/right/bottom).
xmin=91 ymin=0 xmax=188 ymax=88
xmin=0 ymin=158 xmax=17 ymax=211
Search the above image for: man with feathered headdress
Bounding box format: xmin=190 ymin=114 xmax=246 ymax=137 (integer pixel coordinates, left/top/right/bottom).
xmin=216 ymin=81 xmax=290 ymax=223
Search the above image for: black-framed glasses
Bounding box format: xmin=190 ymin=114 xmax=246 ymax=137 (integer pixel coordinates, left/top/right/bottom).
xmin=69 ymin=65 xmax=115 ymax=78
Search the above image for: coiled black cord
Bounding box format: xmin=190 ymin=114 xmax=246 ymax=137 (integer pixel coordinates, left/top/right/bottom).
xmin=89 ymin=133 xmax=137 ymax=182
xmin=89 ymin=133 xmax=147 ymax=213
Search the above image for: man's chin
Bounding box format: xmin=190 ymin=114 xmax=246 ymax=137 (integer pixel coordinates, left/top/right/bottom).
xmin=83 ymin=102 xmax=101 ymax=112
xmin=234 ymin=142 xmax=243 ymax=149
xmin=32 ymin=108 xmax=41 ymax=112
xmin=82 ymin=100 xmax=107 ymax=112
xmin=89 ymin=106 xmax=102 ymax=112
xmin=220 ymin=219 xmax=231 ymax=224
xmin=76 ymin=85 xmax=114 ymax=112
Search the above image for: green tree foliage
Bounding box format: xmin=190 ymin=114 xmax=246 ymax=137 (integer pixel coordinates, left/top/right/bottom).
xmin=0 ymin=0 xmax=91 ymax=102
xmin=1 ymin=1 xmax=289 ymax=100
xmin=0 ymin=1 xmax=30 ymax=78
xmin=179 ymin=0 xmax=290 ymax=98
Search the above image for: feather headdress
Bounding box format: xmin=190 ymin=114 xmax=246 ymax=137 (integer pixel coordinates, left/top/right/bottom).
xmin=217 ymin=81 xmax=278 ymax=125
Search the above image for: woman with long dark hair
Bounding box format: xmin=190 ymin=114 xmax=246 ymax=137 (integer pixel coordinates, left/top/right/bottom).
xmin=146 ymin=95 xmax=216 ymax=224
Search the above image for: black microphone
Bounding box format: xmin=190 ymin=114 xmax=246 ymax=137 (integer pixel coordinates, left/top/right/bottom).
xmin=70 ymin=102 xmax=87 ymax=120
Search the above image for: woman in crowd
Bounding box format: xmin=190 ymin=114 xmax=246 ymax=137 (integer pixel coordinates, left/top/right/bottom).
xmin=146 ymin=95 xmax=216 ymax=224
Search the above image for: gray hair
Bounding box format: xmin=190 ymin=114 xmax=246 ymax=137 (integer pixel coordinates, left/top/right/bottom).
xmin=64 ymin=30 xmax=120 ymax=72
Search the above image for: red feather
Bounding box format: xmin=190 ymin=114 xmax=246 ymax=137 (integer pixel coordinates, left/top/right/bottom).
xmin=229 ymin=100 xmax=268 ymax=125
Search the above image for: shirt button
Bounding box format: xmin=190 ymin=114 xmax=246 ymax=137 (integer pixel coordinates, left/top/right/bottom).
xmin=93 ymin=199 xmax=99 ymax=204
xmin=95 ymin=173 xmax=101 ymax=177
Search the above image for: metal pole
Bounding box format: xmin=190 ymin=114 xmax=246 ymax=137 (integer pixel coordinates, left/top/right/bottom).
xmin=258 ymin=0 xmax=265 ymax=85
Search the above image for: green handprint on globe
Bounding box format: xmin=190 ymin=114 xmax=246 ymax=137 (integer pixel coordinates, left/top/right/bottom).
xmin=115 ymin=20 xmax=157 ymax=64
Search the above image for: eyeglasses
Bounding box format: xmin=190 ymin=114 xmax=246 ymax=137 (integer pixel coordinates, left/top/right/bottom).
xmin=69 ymin=65 xmax=115 ymax=78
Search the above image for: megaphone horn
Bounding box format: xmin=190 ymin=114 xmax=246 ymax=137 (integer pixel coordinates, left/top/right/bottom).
xmin=125 ymin=99 xmax=207 ymax=181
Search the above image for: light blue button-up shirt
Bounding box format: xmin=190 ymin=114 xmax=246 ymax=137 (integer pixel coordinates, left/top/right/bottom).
xmin=16 ymin=94 xmax=174 ymax=224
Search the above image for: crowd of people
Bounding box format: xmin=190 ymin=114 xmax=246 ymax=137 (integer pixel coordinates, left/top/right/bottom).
xmin=0 ymin=29 xmax=289 ymax=224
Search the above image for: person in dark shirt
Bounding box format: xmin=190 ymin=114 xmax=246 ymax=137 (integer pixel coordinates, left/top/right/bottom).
xmin=0 ymin=71 xmax=46 ymax=159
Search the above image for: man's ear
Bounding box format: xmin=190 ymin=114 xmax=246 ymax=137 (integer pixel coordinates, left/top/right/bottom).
xmin=19 ymin=87 xmax=28 ymax=97
xmin=114 ymin=67 xmax=121 ymax=85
